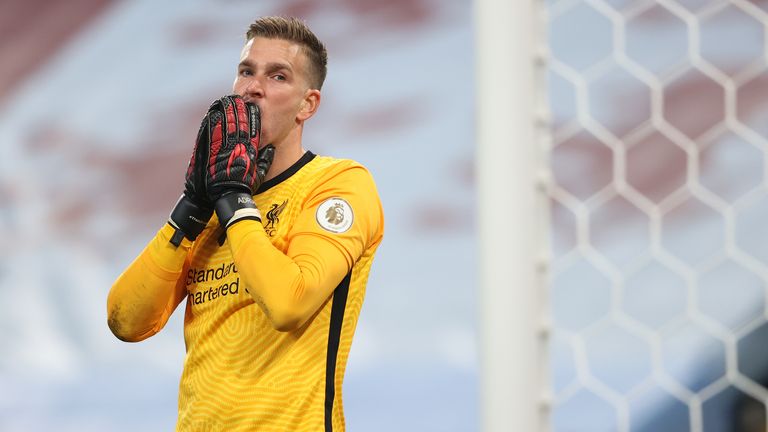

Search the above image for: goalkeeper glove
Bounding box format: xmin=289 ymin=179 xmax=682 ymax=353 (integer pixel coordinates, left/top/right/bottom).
xmin=201 ymin=95 xmax=274 ymax=230
xmin=167 ymin=101 xmax=220 ymax=246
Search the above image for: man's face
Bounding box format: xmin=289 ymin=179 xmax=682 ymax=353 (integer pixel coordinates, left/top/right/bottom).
xmin=233 ymin=37 xmax=312 ymax=147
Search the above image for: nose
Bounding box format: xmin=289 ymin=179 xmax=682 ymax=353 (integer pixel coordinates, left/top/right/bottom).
xmin=242 ymin=77 xmax=264 ymax=101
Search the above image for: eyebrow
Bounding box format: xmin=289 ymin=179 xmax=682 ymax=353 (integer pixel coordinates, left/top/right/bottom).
xmin=238 ymin=59 xmax=293 ymax=73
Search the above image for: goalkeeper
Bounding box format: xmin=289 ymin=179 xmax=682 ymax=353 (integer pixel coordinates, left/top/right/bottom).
xmin=107 ymin=16 xmax=384 ymax=432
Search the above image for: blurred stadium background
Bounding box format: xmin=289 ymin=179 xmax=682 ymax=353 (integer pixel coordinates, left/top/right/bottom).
xmin=1 ymin=0 xmax=767 ymax=431
xmin=0 ymin=1 xmax=475 ymax=431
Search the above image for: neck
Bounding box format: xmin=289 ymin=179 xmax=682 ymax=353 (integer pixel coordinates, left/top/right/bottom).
xmin=263 ymin=132 xmax=305 ymax=182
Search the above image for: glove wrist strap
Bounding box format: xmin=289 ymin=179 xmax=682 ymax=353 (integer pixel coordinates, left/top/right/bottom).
xmin=215 ymin=193 xmax=262 ymax=230
xmin=168 ymin=194 xmax=213 ymax=246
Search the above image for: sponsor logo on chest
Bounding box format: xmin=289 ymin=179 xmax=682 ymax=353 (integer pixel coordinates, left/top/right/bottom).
xmin=186 ymin=262 xmax=248 ymax=306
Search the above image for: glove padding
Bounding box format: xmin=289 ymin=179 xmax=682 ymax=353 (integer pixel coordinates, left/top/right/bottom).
xmin=200 ymin=95 xmax=275 ymax=231
xmin=167 ymin=100 xmax=224 ymax=246
xmin=204 ymin=95 xmax=263 ymax=202
xmin=185 ymin=106 xmax=215 ymax=207
xmin=169 ymin=95 xmax=273 ymax=246
xmin=214 ymin=145 xmax=275 ymax=231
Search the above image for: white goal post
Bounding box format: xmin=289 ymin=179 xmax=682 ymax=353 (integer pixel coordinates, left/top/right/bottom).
xmin=476 ymin=0 xmax=551 ymax=431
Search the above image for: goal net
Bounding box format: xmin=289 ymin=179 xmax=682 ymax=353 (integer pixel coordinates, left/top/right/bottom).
xmin=479 ymin=1 xmax=768 ymax=431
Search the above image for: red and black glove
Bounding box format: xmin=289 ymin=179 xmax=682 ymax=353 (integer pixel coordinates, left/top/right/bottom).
xmin=168 ymin=102 xmax=219 ymax=246
xmin=168 ymin=95 xmax=274 ymax=246
xmin=201 ymin=95 xmax=274 ymax=230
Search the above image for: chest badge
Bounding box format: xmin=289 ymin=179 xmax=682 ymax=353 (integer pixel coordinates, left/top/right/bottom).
xmin=265 ymin=200 xmax=288 ymax=236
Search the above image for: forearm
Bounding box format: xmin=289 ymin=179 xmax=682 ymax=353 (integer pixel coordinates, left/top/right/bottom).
xmin=107 ymin=224 xmax=189 ymax=342
xmin=226 ymin=221 xmax=350 ymax=331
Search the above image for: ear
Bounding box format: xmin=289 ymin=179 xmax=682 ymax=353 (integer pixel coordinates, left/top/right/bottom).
xmin=296 ymin=89 xmax=321 ymax=122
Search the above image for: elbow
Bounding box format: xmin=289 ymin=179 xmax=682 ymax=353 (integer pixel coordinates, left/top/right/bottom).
xmin=271 ymin=314 xmax=303 ymax=332
xmin=107 ymin=305 xmax=150 ymax=343
xmin=108 ymin=313 xmax=133 ymax=342
xmin=252 ymin=289 xmax=308 ymax=332
xmin=268 ymin=307 xmax=306 ymax=332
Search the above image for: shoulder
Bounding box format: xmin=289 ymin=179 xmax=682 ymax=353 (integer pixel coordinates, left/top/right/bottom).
xmin=304 ymin=156 xmax=384 ymax=247
xmin=306 ymin=155 xmax=378 ymax=191
xmin=307 ymin=156 xmax=382 ymax=219
xmin=310 ymin=155 xmax=369 ymax=174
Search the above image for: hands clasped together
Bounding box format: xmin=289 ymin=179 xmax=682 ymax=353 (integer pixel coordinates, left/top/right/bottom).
xmin=169 ymin=95 xmax=275 ymax=246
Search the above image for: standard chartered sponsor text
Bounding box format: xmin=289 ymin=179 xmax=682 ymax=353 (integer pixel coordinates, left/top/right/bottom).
xmin=187 ymin=262 xmax=244 ymax=306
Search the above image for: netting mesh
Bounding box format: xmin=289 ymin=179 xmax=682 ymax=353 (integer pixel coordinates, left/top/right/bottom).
xmin=546 ymin=0 xmax=768 ymax=430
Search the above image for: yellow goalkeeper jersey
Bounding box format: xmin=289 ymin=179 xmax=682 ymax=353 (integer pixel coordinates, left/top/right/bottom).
xmin=108 ymin=152 xmax=384 ymax=431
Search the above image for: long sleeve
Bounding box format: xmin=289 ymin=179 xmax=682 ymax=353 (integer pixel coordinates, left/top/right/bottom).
xmin=226 ymin=165 xmax=383 ymax=331
xmin=107 ymin=224 xmax=191 ymax=342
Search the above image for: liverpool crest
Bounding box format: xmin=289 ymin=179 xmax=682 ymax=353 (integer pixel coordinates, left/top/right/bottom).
xmin=265 ymin=200 xmax=288 ymax=236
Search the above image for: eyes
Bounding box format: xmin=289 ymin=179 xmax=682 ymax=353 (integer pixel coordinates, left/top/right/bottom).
xmin=238 ymin=69 xmax=287 ymax=82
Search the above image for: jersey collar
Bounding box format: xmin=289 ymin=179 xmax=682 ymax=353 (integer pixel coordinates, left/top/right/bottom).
xmin=255 ymin=151 xmax=316 ymax=194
